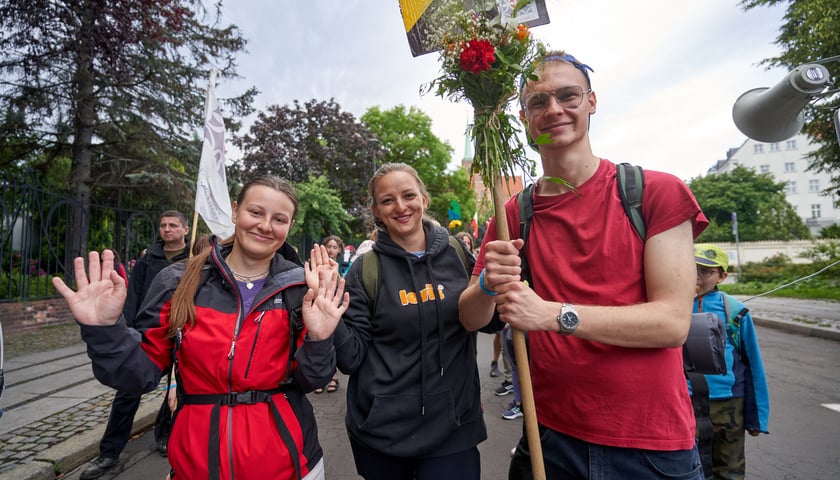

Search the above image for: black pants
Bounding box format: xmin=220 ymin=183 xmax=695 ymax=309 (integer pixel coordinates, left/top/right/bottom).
xmin=99 ymin=390 xmax=142 ymax=459
xmin=349 ymin=436 xmax=480 ymax=480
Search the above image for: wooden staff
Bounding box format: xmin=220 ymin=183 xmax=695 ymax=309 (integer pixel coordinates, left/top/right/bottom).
xmin=492 ymin=177 xmax=545 ymax=479
xmin=189 ymin=211 xmax=200 ymax=257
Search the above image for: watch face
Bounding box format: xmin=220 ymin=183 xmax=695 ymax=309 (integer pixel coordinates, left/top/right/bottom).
xmin=561 ymin=311 xmax=578 ymax=329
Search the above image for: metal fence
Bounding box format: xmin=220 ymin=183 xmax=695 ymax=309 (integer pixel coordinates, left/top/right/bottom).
xmin=1 ymin=176 xmax=158 ymax=302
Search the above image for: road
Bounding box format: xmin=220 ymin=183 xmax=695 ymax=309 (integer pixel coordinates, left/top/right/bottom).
xmin=744 ymin=326 xmax=840 ymax=479
xmin=738 ymin=296 xmax=839 ymax=327
xmin=55 ymin=322 xmax=840 ymax=480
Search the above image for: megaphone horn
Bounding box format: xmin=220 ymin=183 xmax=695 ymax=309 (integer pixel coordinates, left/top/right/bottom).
xmin=733 ymin=63 xmax=830 ymax=142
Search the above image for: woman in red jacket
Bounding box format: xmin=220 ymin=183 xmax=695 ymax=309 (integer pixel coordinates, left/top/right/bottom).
xmin=53 ymin=176 xmax=348 ymax=480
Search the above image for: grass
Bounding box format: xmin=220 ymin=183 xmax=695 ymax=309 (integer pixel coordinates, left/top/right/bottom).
xmin=3 ymin=321 xmax=81 ymax=360
xmin=721 ymin=282 xmax=840 ymax=301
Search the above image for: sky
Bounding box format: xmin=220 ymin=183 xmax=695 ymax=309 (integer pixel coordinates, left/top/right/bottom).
xmin=217 ymin=0 xmax=790 ymax=182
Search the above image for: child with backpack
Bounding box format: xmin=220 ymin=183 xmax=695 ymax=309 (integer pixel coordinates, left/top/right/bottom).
xmin=694 ymin=244 xmax=770 ymax=480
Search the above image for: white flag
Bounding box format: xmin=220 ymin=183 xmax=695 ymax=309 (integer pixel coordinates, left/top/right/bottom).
xmin=195 ymin=70 xmax=235 ymax=239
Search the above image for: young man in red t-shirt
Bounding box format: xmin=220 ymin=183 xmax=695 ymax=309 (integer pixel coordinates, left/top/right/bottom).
xmin=459 ymin=51 xmax=709 ymax=479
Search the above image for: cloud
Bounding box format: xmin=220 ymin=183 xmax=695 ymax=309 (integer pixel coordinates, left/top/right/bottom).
xmin=220 ymin=0 xmax=789 ymax=181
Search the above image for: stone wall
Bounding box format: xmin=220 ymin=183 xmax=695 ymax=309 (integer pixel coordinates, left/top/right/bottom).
xmin=712 ymin=239 xmax=826 ymax=267
xmin=0 ymin=298 xmax=75 ymax=337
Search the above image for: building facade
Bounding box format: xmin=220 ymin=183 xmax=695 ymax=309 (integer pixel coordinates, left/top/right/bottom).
xmin=710 ymin=133 xmax=839 ymax=236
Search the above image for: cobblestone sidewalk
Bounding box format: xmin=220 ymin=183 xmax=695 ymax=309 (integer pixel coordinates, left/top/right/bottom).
xmin=0 ymin=384 xmax=163 ymax=475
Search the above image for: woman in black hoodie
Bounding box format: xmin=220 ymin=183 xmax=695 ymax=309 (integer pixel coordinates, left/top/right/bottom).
xmin=333 ymin=163 xmax=486 ymax=480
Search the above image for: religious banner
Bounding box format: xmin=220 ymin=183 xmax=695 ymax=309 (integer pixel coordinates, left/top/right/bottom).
xmin=399 ymin=0 xmax=549 ymax=57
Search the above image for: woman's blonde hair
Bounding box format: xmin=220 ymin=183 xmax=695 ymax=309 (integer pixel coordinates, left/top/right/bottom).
xmin=367 ymin=163 xmax=438 ymax=232
xmin=167 ymin=176 xmax=297 ymax=337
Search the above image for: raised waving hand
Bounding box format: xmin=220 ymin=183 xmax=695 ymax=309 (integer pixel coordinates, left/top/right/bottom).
xmin=302 ymin=244 xmax=349 ymax=340
xmin=52 ymin=250 xmax=127 ymax=326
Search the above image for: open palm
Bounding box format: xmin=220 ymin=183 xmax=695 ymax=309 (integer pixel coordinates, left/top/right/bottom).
xmin=52 ymin=250 xmax=127 ymax=326
xmin=302 ymin=244 xmax=349 ymax=340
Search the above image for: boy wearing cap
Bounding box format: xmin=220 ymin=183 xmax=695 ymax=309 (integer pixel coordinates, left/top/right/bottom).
xmin=694 ymin=244 xmax=770 ymax=480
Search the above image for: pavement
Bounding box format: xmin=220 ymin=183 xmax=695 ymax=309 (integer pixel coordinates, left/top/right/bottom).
xmin=0 ymin=296 xmax=837 ymax=480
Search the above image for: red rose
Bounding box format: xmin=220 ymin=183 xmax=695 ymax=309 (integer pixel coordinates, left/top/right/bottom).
xmin=459 ymin=39 xmax=495 ymax=74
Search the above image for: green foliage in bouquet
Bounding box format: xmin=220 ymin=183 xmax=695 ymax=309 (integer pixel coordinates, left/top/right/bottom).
xmin=423 ymin=0 xmax=547 ymax=191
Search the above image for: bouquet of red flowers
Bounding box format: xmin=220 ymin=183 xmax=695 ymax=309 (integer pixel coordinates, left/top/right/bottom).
xmin=424 ymin=0 xmax=546 ymax=190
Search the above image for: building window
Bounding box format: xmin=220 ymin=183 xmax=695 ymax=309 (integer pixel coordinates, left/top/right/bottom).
xmin=784 ymin=162 xmax=795 ymax=172
xmin=811 ymin=204 xmax=821 ymax=219
xmin=769 ymin=143 xmax=780 ymax=152
xmin=759 ymin=164 xmax=770 ymax=173
xmin=786 ymin=139 xmax=797 ymax=150
xmin=785 ymin=181 xmax=797 ymax=194
xmin=754 ymin=144 xmax=764 ymax=153
xmin=809 ymin=179 xmax=820 ymax=192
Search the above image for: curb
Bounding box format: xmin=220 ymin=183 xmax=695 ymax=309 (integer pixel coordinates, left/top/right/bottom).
xmin=753 ymin=316 xmax=840 ymax=342
xmin=0 ymin=398 xmax=159 ymax=480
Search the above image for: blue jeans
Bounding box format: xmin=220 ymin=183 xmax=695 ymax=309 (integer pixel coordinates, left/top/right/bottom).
xmin=509 ymin=424 xmax=704 ymax=480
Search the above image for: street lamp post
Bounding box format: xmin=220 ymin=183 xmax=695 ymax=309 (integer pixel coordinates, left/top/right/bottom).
xmin=369 ymin=138 xmax=381 ymax=175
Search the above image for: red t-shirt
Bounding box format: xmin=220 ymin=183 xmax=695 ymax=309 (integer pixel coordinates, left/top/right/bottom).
xmin=475 ymin=159 xmax=708 ymax=451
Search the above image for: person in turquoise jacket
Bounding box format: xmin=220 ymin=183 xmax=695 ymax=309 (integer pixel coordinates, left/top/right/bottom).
xmin=694 ymin=244 xmax=770 ymax=480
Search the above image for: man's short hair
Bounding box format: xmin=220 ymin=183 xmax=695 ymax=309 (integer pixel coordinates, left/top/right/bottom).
xmin=160 ymin=210 xmax=188 ymax=227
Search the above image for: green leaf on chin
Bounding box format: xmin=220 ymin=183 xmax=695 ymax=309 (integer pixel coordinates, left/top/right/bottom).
xmin=533 ymin=132 xmax=552 ymax=145
xmin=541 ymin=175 xmax=579 ymax=196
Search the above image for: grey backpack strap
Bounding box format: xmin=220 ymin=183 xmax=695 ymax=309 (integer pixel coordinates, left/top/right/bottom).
xmin=360 ymin=251 xmax=380 ymax=313
xmin=616 ymin=163 xmax=646 ymax=240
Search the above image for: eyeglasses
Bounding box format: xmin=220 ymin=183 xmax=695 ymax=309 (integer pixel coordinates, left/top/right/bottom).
xmin=696 ymin=267 xmax=719 ymax=279
xmin=523 ymin=86 xmax=591 ymax=114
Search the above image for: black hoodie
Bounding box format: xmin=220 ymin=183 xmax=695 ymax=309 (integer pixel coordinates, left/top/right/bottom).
xmin=334 ymin=222 xmax=487 ymax=458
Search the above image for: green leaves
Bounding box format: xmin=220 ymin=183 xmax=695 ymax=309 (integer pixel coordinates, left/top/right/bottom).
xmin=291 ymin=175 xmax=353 ymax=246
xmin=422 ymin=2 xmax=545 ymax=193
xmin=690 ymin=165 xmax=811 ymax=242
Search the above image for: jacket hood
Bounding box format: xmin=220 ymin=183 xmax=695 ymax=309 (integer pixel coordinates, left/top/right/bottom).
xmin=373 ymin=221 xmax=451 ymax=259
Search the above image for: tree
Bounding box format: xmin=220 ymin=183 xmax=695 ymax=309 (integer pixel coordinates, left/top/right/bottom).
xmin=289 ymin=175 xmax=353 ymax=254
xmin=361 ymin=105 xmax=475 ymax=226
xmin=0 ymin=0 xmax=255 ymax=265
xmin=689 ymin=165 xmax=810 ymax=241
xmin=740 ymin=0 xmax=840 ymax=199
xmin=235 ymin=99 xmax=378 ymax=221
xmin=819 ymin=223 xmax=840 ymax=239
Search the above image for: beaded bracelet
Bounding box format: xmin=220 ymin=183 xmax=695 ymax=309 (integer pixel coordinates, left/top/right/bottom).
xmin=478 ymin=268 xmax=497 ymax=296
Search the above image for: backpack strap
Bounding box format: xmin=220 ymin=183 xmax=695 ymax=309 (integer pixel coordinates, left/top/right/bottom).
xmin=516 ymin=184 xmax=536 ymax=287
xmin=616 ymin=162 xmax=646 ymax=241
xmin=448 ymin=234 xmax=471 ymax=275
xmin=721 ymin=292 xmax=748 ymax=352
xmin=282 ymin=284 xmax=305 ymax=384
xmin=360 ymin=250 xmax=381 ymax=312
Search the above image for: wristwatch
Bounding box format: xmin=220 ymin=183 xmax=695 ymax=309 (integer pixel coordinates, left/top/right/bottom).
xmin=556 ymin=303 xmax=579 ymax=335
